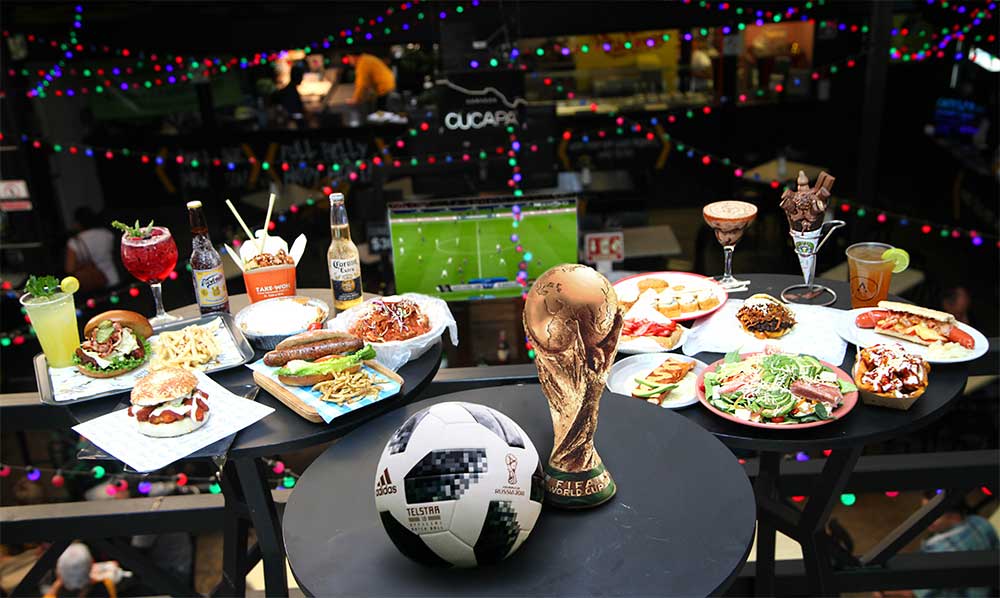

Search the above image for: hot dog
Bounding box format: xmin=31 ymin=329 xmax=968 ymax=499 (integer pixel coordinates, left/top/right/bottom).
xmin=263 ymin=330 xmax=364 ymax=366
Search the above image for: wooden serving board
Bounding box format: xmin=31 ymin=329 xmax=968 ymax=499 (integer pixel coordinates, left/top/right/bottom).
xmin=253 ymin=360 xmax=404 ymax=423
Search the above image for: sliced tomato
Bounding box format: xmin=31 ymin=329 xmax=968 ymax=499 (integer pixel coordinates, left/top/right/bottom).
xmin=770 ymin=416 xmax=784 ymax=423
xmin=855 ymin=310 xmax=888 ymax=329
xmin=308 ymin=322 xmax=323 ymax=331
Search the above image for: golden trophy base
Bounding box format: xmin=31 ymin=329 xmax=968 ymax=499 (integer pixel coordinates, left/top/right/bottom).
xmin=543 ymin=462 xmax=617 ymax=509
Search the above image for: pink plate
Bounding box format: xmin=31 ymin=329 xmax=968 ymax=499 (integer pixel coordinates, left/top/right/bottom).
xmin=695 ymin=353 xmax=859 ymax=430
xmin=613 ymin=271 xmax=728 ymax=322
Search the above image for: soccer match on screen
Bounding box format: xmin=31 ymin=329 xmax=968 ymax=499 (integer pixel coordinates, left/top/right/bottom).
xmin=388 ymin=198 xmax=578 ymax=301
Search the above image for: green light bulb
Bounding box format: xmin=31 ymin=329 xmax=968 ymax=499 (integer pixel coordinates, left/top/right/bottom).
xmin=209 ymin=483 xmax=221 ymax=494
xmin=581 ymin=44 xmax=589 ymax=53
xmin=92 ymin=466 xmax=106 ymax=479
xmin=283 ymin=476 xmax=296 ymax=488
xmin=536 ymin=48 xmax=545 ymax=56
xmin=840 ymin=493 xmax=856 ymax=506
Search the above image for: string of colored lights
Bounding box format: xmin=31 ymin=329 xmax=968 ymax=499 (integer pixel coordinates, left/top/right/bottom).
xmin=474 ymin=2 xmax=993 ymax=72
xmin=560 ymin=110 xmax=1000 ymax=250
xmin=10 ymin=0 xmax=484 ymax=98
xmin=0 ymin=458 xmax=299 ymax=493
xmin=27 ymin=4 xmax=85 ymax=98
xmin=12 ymin=1 xmax=993 ymax=97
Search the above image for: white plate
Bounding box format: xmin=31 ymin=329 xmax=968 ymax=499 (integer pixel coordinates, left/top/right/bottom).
xmin=618 ymin=325 xmax=688 ymax=355
xmin=607 ymin=353 xmax=707 ymax=409
xmin=612 ymin=271 xmax=728 ymax=322
xmin=835 ymin=308 xmax=989 ymax=364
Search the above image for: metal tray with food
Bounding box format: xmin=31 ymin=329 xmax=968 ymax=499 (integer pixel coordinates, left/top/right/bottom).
xmin=35 ymin=313 xmax=254 ymax=406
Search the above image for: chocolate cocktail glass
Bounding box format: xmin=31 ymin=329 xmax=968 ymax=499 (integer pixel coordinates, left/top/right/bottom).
xmin=703 ymin=201 xmax=758 ymax=290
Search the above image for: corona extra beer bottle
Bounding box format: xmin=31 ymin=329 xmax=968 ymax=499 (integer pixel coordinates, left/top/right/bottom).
xmin=327 ymin=193 xmax=363 ymax=312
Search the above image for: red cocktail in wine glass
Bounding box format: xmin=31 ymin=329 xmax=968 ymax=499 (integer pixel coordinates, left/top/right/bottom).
xmin=118 ymin=224 xmax=181 ymax=326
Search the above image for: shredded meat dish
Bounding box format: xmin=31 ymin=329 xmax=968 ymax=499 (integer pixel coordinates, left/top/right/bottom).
xmin=349 ymin=299 xmax=430 ymax=342
xmin=736 ymin=302 xmax=796 ymax=333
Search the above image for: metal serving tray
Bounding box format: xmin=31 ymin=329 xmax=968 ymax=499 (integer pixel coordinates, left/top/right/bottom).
xmin=34 ymin=313 xmax=254 ymax=406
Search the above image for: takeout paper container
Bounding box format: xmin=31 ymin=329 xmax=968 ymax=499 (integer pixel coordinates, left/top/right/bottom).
xmin=327 ymin=293 xmax=459 ymax=371
xmin=244 ymin=264 xmax=297 ymax=303
xmin=851 ymin=359 xmax=927 ymax=411
xmin=858 ymin=390 xmax=920 ymax=410
xmin=224 ymin=230 xmax=307 ymax=273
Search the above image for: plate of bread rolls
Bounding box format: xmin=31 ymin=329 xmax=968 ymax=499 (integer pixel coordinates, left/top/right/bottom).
xmin=614 ymin=271 xmax=727 ymax=322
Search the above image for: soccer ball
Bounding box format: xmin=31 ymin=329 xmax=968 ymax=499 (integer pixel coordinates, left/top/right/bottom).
xmin=374 ymin=402 xmax=544 ymax=568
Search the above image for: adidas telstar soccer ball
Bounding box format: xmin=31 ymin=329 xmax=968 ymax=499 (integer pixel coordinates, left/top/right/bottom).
xmin=374 ymin=401 xmax=544 ymax=568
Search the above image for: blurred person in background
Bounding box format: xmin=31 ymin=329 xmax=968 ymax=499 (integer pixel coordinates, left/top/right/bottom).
xmin=42 ymin=542 xmax=128 ymax=598
xmin=66 ymin=207 xmax=119 ymax=292
xmin=342 ymin=53 xmax=397 ymax=117
xmin=274 ymin=65 xmax=306 ymax=128
xmin=875 ymin=492 xmax=999 ymax=598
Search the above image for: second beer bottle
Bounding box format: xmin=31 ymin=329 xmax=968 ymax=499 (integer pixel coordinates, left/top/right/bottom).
xmin=327 ymin=193 xmax=363 ymax=312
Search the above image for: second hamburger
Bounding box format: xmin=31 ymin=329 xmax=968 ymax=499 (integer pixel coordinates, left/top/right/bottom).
xmin=129 ymin=367 xmax=210 ymax=437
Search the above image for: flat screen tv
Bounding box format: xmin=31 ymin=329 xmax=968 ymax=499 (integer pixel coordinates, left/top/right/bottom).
xmin=388 ymin=193 xmax=578 ymax=301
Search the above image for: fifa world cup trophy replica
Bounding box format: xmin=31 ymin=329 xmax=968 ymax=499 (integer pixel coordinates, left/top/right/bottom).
xmin=523 ymin=264 xmax=624 ymax=508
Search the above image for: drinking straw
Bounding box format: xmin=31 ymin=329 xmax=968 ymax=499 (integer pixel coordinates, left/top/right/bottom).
xmin=225 ymin=199 xmax=257 ymax=247
xmin=260 ymin=193 xmax=276 ymax=255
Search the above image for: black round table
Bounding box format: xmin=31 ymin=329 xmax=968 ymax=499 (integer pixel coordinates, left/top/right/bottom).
xmin=283 ymin=386 xmax=757 ymax=597
xmin=680 ymin=273 xmax=970 ymax=596
xmin=65 ymin=331 xmax=442 ymax=598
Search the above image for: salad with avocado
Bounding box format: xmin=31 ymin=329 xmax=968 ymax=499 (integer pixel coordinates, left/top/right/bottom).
xmin=703 ymin=350 xmax=857 ymax=425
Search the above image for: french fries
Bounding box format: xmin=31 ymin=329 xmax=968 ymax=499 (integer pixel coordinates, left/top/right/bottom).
xmin=150 ymin=323 xmax=222 ymax=371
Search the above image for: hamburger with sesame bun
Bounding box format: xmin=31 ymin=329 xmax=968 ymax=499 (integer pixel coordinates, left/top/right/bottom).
xmin=128 ymin=367 xmax=210 ymax=437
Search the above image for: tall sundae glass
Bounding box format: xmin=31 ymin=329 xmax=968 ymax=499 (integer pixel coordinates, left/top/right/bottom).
xmin=779 ymin=170 xmax=843 ymax=306
xmin=703 ymin=201 xmax=758 ymax=290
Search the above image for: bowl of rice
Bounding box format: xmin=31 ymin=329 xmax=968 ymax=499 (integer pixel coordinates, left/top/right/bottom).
xmin=234 ymin=295 xmax=329 ymax=350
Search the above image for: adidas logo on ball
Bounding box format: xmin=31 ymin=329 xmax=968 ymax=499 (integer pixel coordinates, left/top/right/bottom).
xmin=375 ymin=468 xmax=398 ymax=496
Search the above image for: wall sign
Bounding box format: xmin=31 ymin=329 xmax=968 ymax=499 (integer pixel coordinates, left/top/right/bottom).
xmin=584 ymin=232 xmax=625 ymax=263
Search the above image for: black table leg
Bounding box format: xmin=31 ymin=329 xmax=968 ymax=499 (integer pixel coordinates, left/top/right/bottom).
xmin=218 ymin=462 xmax=249 ymax=597
xmin=235 ymin=457 xmax=289 ymax=598
xmin=753 ymin=451 xmax=780 ymax=597
xmin=797 ymin=446 xmax=862 ymax=596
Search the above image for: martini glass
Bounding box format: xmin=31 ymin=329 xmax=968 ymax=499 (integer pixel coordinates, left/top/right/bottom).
xmin=702 ymin=201 xmax=758 ymax=290
xmin=121 ymin=226 xmax=181 ymax=327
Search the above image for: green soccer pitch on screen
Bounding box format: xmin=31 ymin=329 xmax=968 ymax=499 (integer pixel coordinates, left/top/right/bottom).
xmin=387 ymin=195 xmax=579 ymax=301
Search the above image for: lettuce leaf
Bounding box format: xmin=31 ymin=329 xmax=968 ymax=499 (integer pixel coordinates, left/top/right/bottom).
xmin=276 ymin=345 xmax=376 ymax=376
xmin=73 ymin=338 xmax=151 ymax=373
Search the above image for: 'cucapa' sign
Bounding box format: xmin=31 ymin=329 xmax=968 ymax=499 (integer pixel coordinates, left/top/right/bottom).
xmin=443 ymin=110 xmax=519 ymax=130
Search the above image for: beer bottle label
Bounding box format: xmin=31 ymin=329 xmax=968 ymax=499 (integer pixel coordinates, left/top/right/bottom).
xmin=329 ymin=258 xmax=360 ymax=280
xmin=193 ymin=266 xmax=228 ymax=307
xmin=332 ymin=276 xmax=363 ymax=303
xmin=329 ymin=258 xmax=362 ymax=303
